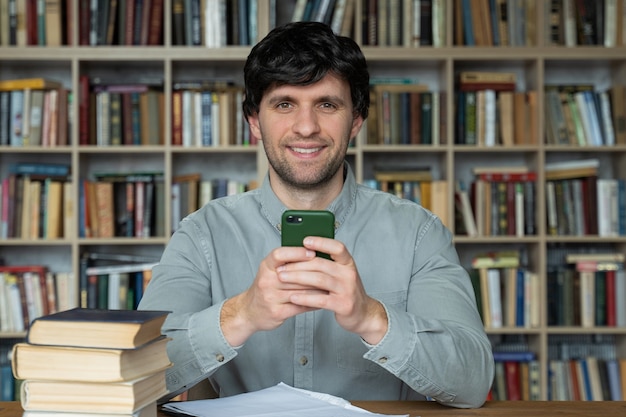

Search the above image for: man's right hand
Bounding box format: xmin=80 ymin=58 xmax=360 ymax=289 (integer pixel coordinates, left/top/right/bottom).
xmin=219 ymin=246 xmax=325 ymax=347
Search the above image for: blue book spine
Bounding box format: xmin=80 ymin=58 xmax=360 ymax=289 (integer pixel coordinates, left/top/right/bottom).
xmin=0 ymin=365 xmax=14 ymax=401
xmin=515 ymin=268 xmax=525 ymax=327
xmin=580 ymin=359 xmax=593 ymax=401
xmin=201 ymin=91 xmax=213 ymax=146
xmin=134 ymin=271 xmax=144 ymax=308
xmin=461 ymin=0 xmax=475 ymax=46
xmin=606 ymin=359 xmax=623 ymax=400
xmin=130 ymin=92 xmax=142 ymax=145
xmin=10 ymin=163 xmax=70 ymax=177
xmin=489 ymin=0 xmax=500 ymax=45
xmin=492 ymin=351 xmax=536 ymax=362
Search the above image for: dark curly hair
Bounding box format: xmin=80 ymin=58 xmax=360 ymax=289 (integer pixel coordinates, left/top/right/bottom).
xmin=242 ymin=21 xmax=369 ymax=120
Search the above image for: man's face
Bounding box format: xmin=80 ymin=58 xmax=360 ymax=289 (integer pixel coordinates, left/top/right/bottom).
xmin=248 ymin=74 xmax=363 ymax=190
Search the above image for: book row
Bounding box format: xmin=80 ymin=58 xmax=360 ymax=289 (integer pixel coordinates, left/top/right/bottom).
xmin=0 ymin=165 xmax=259 ymax=241
xmin=367 ymin=86 xmax=447 ymax=146
xmin=0 ymin=173 xmax=71 ymax=240
xmin=78 ymin=262 xmax=156 ymax=311
xmin=458 ymin=0 xmax=626 ymax=48
xmin=83 ymin=77 xmax=252 ymax=147
xmin=470 ymin=267 xmax=541 ymax=329
xmin=356 ymin=0 xmax=446 ymax=47
xmin=0 ymin=0 xmax=261 ymax=48
xmin=173 ymin=0 xmax=257 ymax=47
xmin=0 ymin=265 xmax=76 ymax=333
xmin=2 ymin=1 xmax=626 ymax=48
xmin=0 ymin=0 xmax=68 ymax=47
xmin=546 ymin=176 xmax=626 ymax=237
xmin=455 ymin=89 xmax=539 ymax=146
xmin=170 ymin=173 xmax=257 ymax=234
xmin=460 ymin=175 xmax=537 ymax=238
xmin=547 ymin=0 xmax=626 ymax=47
xmin=490 ymin=357 xmax=541 ymax=401
xmin=547 ymin=264 xmax=626 ymax=328
xmin=360 ymin=164 xmax=450 ymax=228
xmin=0 ymin=83 xmax=71 ymax=147
xmin=290 ymin=0 xmax=356 ymax=40
xmin=172 ymin=87 xmax=252 ymax=147
xmin=544 ymin=85 xmax=622 ymax=147
xmin=455 ymin=0 xmax=537 ymax=47
xmin=85 ymin=0 xmax=164 ymax=46
xmin=548 ymin=357 xmax=626 ymax=401
xmin=80 ymin=173 xmax=165 ymax=239
xmin=3 ymin=76 xmax=626 ymax=148
xmin=86 ymin=85 xmax=165 ymax=147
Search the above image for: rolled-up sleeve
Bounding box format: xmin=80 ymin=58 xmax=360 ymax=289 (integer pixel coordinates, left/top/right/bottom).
xmin=363 ymin=215 xmax=494 ymax=408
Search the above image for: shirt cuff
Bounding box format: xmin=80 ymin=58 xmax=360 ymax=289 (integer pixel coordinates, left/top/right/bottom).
xmin=188 ymin=299 xmax=239 ymax=373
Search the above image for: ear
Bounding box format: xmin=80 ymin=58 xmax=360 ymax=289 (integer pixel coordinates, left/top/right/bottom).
xmin=247 ymin=113 xmax=262 ymax=141
xmin=350 ymin=114 xmax=364 ymax=140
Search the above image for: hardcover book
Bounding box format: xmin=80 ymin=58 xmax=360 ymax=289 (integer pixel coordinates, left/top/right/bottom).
xmin=11 ymin=336 xmax=170 ymax=382
xmin=26 ymin=308 xmax=169 ymax=349
xmin=21 ymin=401 xmax=156 ymax=417
xmin=19 ymin=370 xmax=167 ymax=414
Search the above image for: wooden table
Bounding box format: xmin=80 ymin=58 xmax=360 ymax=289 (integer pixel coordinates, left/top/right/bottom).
xmin=351 ymin=400 xmax=626 ymax=416
xmin=2 ymin=401 xmax=626 ymax=416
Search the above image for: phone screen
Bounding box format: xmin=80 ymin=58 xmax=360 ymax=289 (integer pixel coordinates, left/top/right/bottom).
xmin=281 ymin=210 xmax=335 ymax=259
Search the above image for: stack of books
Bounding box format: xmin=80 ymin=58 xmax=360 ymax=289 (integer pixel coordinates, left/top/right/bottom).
xmin=11 ymin=308 xmax=171 ymax=417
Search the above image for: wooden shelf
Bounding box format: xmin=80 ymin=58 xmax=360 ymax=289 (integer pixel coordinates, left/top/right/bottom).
xmin=1 ymin=0 xmax=625 ymax=402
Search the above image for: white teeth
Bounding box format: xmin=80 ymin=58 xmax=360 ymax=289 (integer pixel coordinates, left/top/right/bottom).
xmin=292 ymin=147 xmax=320 ymax=154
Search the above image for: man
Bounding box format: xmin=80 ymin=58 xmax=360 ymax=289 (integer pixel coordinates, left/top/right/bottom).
xmin=139 ymin=21 xmax=494 ymax=408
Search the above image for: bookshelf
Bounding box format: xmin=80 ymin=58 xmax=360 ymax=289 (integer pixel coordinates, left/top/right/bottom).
xmin=1 ymin=0 xmax=626 ymax=402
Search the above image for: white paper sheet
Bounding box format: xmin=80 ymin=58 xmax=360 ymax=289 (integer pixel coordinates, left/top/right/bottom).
xmin=162 ymin=382 xmax=410 ymax=417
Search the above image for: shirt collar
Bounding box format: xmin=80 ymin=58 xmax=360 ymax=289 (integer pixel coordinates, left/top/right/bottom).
xmin=258 ymin=162 xmax=357 ymax=234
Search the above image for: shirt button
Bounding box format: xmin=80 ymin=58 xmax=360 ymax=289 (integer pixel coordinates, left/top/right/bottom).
xmin=216 ymin=354 xmax=225 ymax=362
xmin=299 ymin=356 xmax=308 ymax=366
xmin=378 ymin=357 xmax=388 ymax=364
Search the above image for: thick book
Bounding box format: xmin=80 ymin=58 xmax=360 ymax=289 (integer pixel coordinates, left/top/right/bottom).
xmin=20 ymin=369 xmax=168 ymax=414
xmin=26 ymin=308 xmax=169 ymax=349
xmin=11 ymin=336 xmax=170 ymax=382
xmin=22 ymin=401 xmax=156 ymax=417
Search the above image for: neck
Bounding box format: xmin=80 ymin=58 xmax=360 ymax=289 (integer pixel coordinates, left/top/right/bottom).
xmin=270 ymin=168 xmax=344 ymax=210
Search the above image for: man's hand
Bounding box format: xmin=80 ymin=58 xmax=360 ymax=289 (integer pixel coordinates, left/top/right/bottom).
xmin=220 ymin=245 xmax=324 ymax=347
xmin=277 ymin=236 xmax=388 ymax=345
xmin=220 ymin=237 xmax=388 ymax=347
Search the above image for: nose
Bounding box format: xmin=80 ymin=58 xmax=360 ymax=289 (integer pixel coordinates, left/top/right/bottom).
xmin=292 ymin=106 xmax=321 ymax=137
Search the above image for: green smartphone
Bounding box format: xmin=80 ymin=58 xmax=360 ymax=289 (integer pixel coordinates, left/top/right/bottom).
xmin=281 ymin=210 xmax=335 ymax=259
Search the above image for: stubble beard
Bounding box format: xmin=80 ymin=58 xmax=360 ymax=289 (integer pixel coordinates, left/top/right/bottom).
xmin=263 ymin=140 xmax=347 ymax=191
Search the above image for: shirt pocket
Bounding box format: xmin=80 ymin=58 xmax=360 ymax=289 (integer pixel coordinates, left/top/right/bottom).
xmin=336 ymin=290 xmax=407 ymax=374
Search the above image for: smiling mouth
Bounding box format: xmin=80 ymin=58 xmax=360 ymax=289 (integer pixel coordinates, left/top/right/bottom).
xmin=291 ymin=147 xmax=322 ymax=154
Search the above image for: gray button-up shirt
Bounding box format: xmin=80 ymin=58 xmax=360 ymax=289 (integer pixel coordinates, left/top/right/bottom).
xmin=138 ymin=164 xmax=494 ymax=408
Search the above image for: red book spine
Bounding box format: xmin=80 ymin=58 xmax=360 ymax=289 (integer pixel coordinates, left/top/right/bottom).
xmin=606 ymin=269 xmax=616 ymax=326
xmin=79 ymin=75 xmax=90 ymax=145
xmin=125 ymin=0 xmax=136 ymax=46
xmin=148 ymin=0 xmax=164 ymax=45
xmin=505 ymin=361 xmax=522 ymax=400
xmin=122 ymin=93 xmax=133 ymax=145
xmin=26 ymin=0 xmax=38 ymax=45
xmin=79 ymin=0 xmax=90 ymax=45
